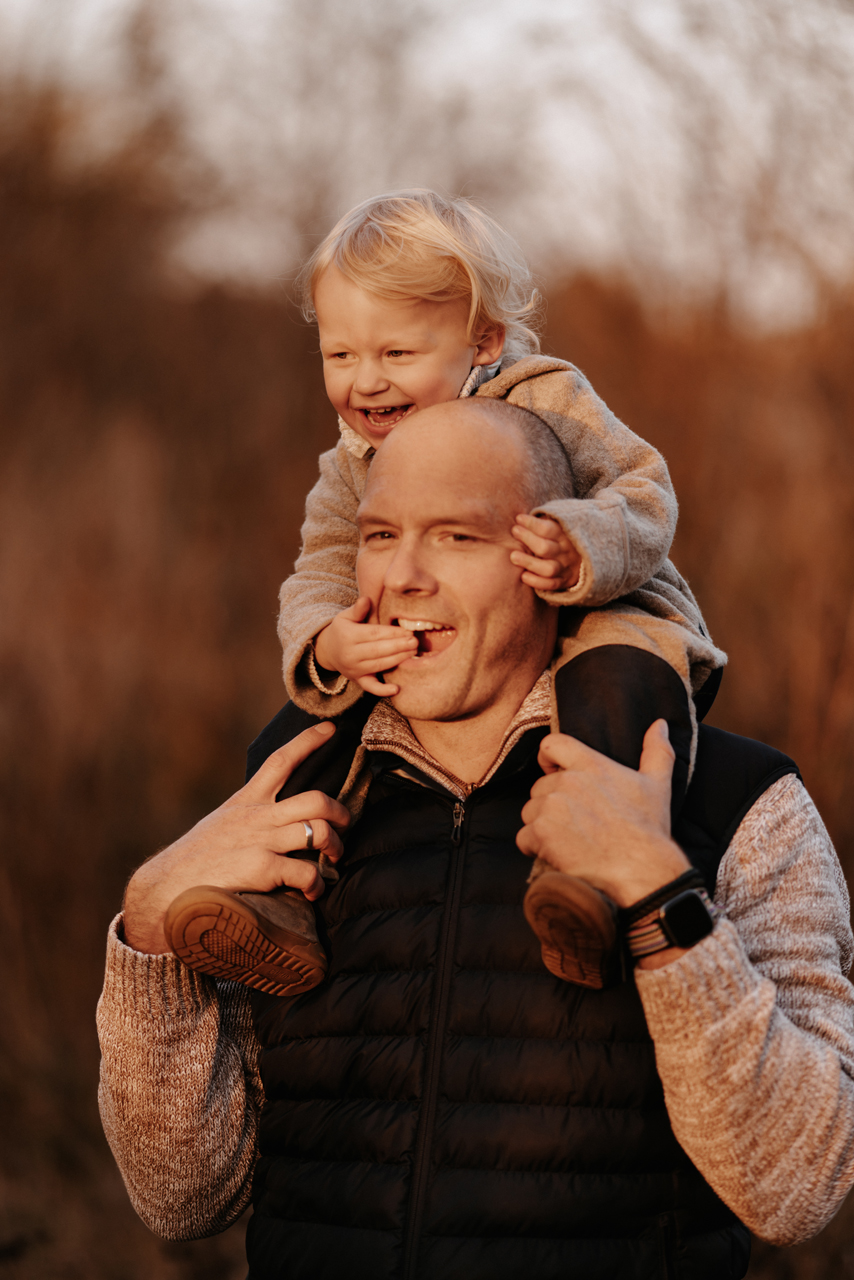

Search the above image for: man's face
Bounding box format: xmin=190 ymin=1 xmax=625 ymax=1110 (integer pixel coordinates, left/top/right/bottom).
xmin=315 ymin=266 xmax=502 ymax=451
xmin=356 ymin=405 xmax=556 ymax=725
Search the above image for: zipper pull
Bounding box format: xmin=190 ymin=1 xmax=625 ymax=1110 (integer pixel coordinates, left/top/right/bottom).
xmin=452 ymin=801 xmax=465 ymax=844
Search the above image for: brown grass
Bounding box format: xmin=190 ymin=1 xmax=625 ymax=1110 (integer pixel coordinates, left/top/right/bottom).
xmin=1 ymin=85 xmax=853 ymax=1277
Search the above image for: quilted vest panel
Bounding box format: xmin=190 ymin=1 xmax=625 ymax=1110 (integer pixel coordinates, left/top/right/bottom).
xmin=244 ymin=716 xmax=795 ymax=1280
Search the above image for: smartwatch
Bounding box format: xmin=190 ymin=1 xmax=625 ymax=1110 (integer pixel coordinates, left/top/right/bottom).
xmin=623 ymin=870 xmax=718 ymax=959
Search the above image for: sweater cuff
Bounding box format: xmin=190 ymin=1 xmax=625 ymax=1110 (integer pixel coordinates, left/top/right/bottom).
xmin=306 ymin=643 xmax=349 ymax=696
xmin=636 ymin=917 xmax=763 ymax=1046
xmin=535 ymin=561 xmax=589 ymax=607
xmin=100 ymin=913 xmax=216 ymax=1025
xmin=534 ymin=496 xmax=633 ymax=606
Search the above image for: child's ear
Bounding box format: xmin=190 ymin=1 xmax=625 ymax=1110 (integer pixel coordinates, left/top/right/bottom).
xmin=473 ymin=324 xmax=505 ymax=366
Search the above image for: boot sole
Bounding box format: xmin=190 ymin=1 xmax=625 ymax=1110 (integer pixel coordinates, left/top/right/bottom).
xmin=164 ymin=885 xmax=327 ymax=998
xmin=523 ymin=872 xmax=619 ymax=988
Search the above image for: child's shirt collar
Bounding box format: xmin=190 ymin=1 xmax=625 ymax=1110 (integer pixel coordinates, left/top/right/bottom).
xmin=338 ymin=359 xmax=503 ymax=460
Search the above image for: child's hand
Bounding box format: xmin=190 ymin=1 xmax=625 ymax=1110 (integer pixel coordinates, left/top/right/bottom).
xmin=510 ymin=513 xmax=582 ymax=593
xmin=314 ymin=597 xmax=418 ymax=697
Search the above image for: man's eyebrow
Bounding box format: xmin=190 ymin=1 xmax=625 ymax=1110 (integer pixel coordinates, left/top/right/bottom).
xmin=357 ymin=507 xmax=508 ymax=531
xmin=356 ymin=509 xmax=391 ymax=528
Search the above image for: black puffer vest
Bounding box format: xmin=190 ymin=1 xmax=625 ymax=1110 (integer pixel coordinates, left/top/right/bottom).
xmin=243 ymin=695 xmax=797 ymax=1280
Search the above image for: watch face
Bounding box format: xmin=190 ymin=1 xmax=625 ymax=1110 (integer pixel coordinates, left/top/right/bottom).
xmin=661 ymin=890 xmax=715 ymax=948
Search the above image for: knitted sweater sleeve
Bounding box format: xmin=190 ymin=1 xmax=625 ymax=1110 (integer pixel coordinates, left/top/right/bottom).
xmin=96 ymin=917 xmax=263 ymax=1239
xmin=637 ymin=774 xmax=854 ymax=1245
xmin=277 ymin=441 xmax=369 ymax=717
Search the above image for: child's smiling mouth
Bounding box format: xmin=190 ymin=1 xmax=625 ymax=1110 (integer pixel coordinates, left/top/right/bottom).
xmin=359 ymin=405 xmax=415 ymax=432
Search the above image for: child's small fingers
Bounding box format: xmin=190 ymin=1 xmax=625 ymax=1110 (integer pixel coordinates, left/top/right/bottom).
xmin=358 ymin=636 xmax=418 ymax=657
xmin=364 ymin=650 xmax=419 ymax=674
xmin=515 ymin=512 xmax=556 ymax=530
xmin=516 ymin=513 xmax=562 ymax=535
xmin=340 ymin=595 xmax=374 ymax=623
xmin=359 ymin=624 xmax=418 ymax=643
xmin=511 ymin=550 xmax=562 ymax=578
xmin=511 ymin=528 xmax=560 ymax=560
xmin=358 ymin=674 xmax=399 ymax=696
xmin=520 ymin=570 xmax=563 ymax=592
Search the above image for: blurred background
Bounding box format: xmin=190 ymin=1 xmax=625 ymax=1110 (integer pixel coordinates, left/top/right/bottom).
xmin=2 ymin=0 xmax=854 ymax=1275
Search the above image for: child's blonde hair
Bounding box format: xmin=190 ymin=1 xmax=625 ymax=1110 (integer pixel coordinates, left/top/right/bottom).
xmin=297 ymin=189 xmax=541 ymax=361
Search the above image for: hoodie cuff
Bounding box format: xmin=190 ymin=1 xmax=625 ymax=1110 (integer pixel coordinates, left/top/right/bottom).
xmin=534 ymin=496 xmax=632 ymax=606
xmin=306 ymin=644 xmax=349 ymax=696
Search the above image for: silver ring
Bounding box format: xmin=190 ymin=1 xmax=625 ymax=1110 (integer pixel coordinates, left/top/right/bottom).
xmin=302 ymin=821 xmax=315 ymax=851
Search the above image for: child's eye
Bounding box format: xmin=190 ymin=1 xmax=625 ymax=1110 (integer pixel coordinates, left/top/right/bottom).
xmin=386 ymin=350 xmax=410 ymax=358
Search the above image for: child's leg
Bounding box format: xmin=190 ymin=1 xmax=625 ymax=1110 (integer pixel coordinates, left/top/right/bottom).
xmin=524 ymin=605 xmax=722 ymax=988
xmin=165 ymin=884 xmax=328 ymax=997
xmin=554 ymin=643 xmax=695 ymax=816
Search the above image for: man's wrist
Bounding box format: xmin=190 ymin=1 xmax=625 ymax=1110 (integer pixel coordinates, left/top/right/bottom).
xmin=122 ymin=856 xmax=179 ymax=955
xmin=596 ymin=836 xmax=690 ymax=909
xmin=621 ymin=869 xmax=718 ymax=960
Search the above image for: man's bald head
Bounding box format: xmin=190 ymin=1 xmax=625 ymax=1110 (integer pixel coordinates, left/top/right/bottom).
xmin=369 ymin=397 xmax=573 ymax=515
xmin=464 ymin=398 xmax=574 ymax=509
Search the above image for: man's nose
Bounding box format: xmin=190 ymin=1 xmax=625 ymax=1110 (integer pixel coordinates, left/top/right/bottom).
xmin=382 ymin=539 xmax=436 ymax=596
xmin=353 ymin=358 xmax=390 ymax=397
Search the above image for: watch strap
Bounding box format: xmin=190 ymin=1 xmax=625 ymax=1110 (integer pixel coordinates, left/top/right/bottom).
xmin=622 ymin=869 xmax=718 ymax=958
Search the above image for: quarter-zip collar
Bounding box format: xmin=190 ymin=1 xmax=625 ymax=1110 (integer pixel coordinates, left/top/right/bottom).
xmin=361 ymin=670 xmax=551 ymax=801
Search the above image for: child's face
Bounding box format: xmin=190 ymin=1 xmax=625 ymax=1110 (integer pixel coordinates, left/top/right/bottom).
xmin=314 ymin=265 xmax=505 ymax=450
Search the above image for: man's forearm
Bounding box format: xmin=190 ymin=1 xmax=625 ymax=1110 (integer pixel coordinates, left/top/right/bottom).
xmin=639 ymin=918 xmax=854 ymax=1244
xmin=637 ymin=777 xmax=854 ymax=1245
xmin=96 ymin=916 xmax=263 ymax=1239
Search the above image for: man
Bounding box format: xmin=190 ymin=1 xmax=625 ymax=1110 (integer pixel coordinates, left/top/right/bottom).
xmin=98 ymin=399 xmax=854 ymax=1279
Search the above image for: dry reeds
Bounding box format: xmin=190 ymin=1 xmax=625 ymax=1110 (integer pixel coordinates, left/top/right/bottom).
xmin=2 ymin=79 xmax=854 ymax=1279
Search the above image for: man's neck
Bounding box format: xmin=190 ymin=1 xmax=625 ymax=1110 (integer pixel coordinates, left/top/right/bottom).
xmin=405 ymin=681 xmax=542 ymax=785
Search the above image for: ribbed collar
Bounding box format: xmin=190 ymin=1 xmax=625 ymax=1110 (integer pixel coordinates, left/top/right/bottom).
xmin=337 ymin=359 xmax=503 ymax=461
xmin=361 ymin=670 xmax=551 ymax=800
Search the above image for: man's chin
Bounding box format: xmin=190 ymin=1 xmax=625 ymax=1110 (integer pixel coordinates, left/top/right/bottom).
xmin=387 ymin=665 xmax=458 ymax=721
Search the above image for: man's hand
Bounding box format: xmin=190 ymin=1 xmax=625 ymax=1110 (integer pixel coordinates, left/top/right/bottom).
xmin=314 ymin=596 xmax=417 ymax=696
xmin=517 ymin=719 xmax=690 ymax=909
xmin=510 ymin=513 xmax=582 ymax=593
xmin=123 ymin=723 xmax=351 ymax=955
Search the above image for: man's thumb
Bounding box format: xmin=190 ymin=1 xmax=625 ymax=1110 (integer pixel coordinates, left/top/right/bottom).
xmin=242 ymin=722 xmax=336 ymax=803
xmin=639 ymin=719 xmax=675 ymax=782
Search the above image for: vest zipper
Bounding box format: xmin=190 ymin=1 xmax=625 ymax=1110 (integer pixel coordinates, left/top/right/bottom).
xmin=402 ymin=798 xmax=467 ymax=1280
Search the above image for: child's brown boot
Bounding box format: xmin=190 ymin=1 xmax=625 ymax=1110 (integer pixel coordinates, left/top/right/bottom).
xmin=523 ymin=860 xmax=621 ymax=988
xmin=164 ymin=885 xmax=327 ymax=997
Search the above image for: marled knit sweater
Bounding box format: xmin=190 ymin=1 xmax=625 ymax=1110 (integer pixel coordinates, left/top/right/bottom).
xmin=98 ymin=700 xmax=854 ymax=1249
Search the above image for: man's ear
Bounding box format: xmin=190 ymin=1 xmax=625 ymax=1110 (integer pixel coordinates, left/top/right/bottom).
xmin=473 ymin=324 xmax=505 ymax=366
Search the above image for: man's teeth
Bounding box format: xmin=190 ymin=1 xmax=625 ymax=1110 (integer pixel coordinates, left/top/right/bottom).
xmin=397 ymin=620 xmax=451 ymax=631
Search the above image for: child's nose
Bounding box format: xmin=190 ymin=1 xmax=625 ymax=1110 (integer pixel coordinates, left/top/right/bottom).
xmin=353 ymin=359 xmax=390 ymax=396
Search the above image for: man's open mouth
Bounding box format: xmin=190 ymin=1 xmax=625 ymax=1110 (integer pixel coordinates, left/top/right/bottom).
xmin=359 ymin=405 xmax=414 ymax=431
xmin=392 ymin=617 xmax=457 ymax=657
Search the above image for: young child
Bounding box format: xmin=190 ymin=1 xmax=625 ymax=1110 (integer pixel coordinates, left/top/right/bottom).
xmin=164 ymin=189 xmax=725 ymax=996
